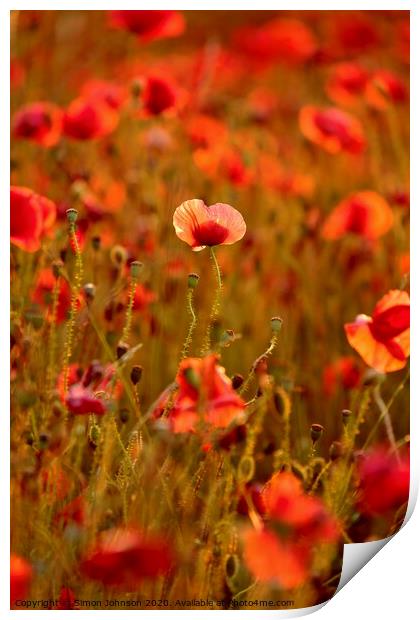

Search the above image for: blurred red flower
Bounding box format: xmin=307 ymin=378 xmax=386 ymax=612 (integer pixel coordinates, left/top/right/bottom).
xmin=322 ymin=191 xmax=394 ymax=240
xmin=326 ymin=62 xmax=369 ymax=107
xmin=55 ymin=495 xmax=86 ymax=527
xmin=81 ymin=79 xmax=128 ymax=110
xmin=168 ymin=354 xmax=246 ymax=432
xmin=80 ymin=527 xmax=174 ymax=588
xmin=345 ymin=289 xmax=410 ymax=373
xmin=109 ymin=10 xmax=185 ymax=42
xmin=323 ymin=356 xmax=361 ymax=397
xmin=334 ymin=14 xmax=380 ymax=55
xmin=299 ymin=105 xmax=365 ymax=154
xmin=173 ymin=199 xmax=246 ymax=251
xmin=32 ymin=268 xmax=72 ymax=323
xmin=63 ymin=97 xmax=119 ymax=140
xmin=10 ymin=554 xmax=33 ymax=607
xmin=185 ymin=114 xmax=228 ymax=149
xmin=357 ymin=448 xmax=410 ymax=516
xmin=141 ymin=75 xmax=177 ymax=116
xmin=13 ymin=101 xmax=63 ymax=147
xmin=57 ymin=587 xmax=79 ymax=610
xmin=365 ymin=70 xmax=408 ymax=110
xmin=65 ymin=385 xmax=106 ymax=415
xmin=11 ymin=186 xmax=56 ymax=252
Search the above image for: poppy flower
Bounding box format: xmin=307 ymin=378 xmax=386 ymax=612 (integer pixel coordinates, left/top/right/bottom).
xmin=365 ymin=70 xmax=408 ymax=110
xmin=65 ymin=385 xmax=106 ymax=415
xmin=80 ymin=527 xmax=174 ymax=588
xmin=323 ymin=356 xmax=361 ymax=397
xmin=12 ymin=101 xmax=63 ymax=147
xmin=57 ymin=587 xmax=78 ymax=610
xmin=55 ymin=495 xmax=86 ymax=527
xmin=32 ymin=268 xmax=72 ymax=323
xmin=322 ymin=191 xmax=394 ymax=241
xmin=63 ymin=97 xmax=119 ymax=140
xmin=10 ymin=554 xmax=33 ymax=607
xmin=10 ymin=58 xmax=26 ymax=89
xmin=11 ymin=186 xmax=56 ymax=252
xmin=132 ymin=284 xmax=156 ymax=312
xmin=109 ymin=10 xmax=185 ymax=42
xmin=334 ymin=14 xmax=380 ymax=55
xmin=356 ymin=448 xmax=410 ymax=516
xmin=345 ymin=289 xmax=410 ymax=373
xmin=141 ymin=75 xmax=177 ymax=116
xmin=81 ymin=79 xmax=127 ymax=110
xmin=326 ymin=62 xmax=369 ymax=107
xmin=185 ymin=114 xmax=228 ymax=149
xmin=162 ymin=354 xmax=246 ymax=433
xmin=173 ymin=199 xmax=246 ymax=251
xmin=76 ymin=175 xmax=127 ymax=218
xmin=299 ymin=105 xmax=366 ymax=154
xmin=194 ymin=146 xmax=253 ymax=188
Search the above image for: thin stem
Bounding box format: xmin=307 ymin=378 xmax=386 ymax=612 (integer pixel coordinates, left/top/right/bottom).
xmin=46 ymin=276 xmax=60 ymax=398
xmin=372 ymin=384 xmax=401 ymax=464
xmin=181 ymin=289 xmax=197 ymax=360
xmin=239 ymin=333 xmax=279 ymax=396
xmin=121 ymin=277 xmax=137 ymax=345
xmin=201 ymin=247 xmax=223 ymax=354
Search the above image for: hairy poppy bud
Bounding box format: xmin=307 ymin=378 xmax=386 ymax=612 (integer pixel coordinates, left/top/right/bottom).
xmin=110 ymin=245 xmax=128 ymax=267
xmin=187 ymin=273 xmax=200 ymax=289
xmin=116 ymin=341 xmax=129 ymax=359
xmin=83 ymin=282 xmax=96 ymax=302
xmin=342 ymin=409 xmax=352 ymax=426
xmin=329 ymin=441 xmax=344 ymax=461
xmin=119 ymin=408 xmax=130 ymax=424
xmin=130 ymin=260 xmax=143 ymax=280
xmin=130 ymin=365 xmax=143 ymax=385
xmin=52 ymin=260 xmax=63 ymax=279
xmin=92 ymin=235 xmax=101 ymax=251
xmin=231 ymin=374 xmax=244 ymax=390
xmin=310 ymin=423 xmax=324 ymax=443
xmin=270 ymin=316 xmax=283 ymax=333
xmin=66 ymin=208 xmax=78 ymax=223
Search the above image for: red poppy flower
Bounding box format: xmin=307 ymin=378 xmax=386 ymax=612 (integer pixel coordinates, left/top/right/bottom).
xmin=326 ymin=62 xmax=369 ymax=107
xmin=185 ymin=114 xmax=228 ymax=149
xmin=141 ymin=75 xmax=177 ymax=116
xmin=132 ymin=284 xmax=156 ymax=312
xmin=10 ymin=555 xmax=33 ymax=607
xmin=109 ymin=10 xmax=185 ymax=42
xmin=334 ymin=14 xmax=380 ymax=55
xmin=323 ymin=356 xmax=361 ymax=397
xmin=57 ymin=587 xmax=79 ymax=610
xmin=299 ymin=105 xmax=365 ymax=154
xmin=80 ymin=527 xmax=174 ymax=588
xmin=11 ymin=186 xmax=56 ymax=252
xmin=13 ymin=101 xmax=63 ymax=147
xmin=365 ymin=70 xmax=408 ymax=110
xmin=173 ymin=199 xmax=246 ymax=251
xmin=10 ymin=58 xmax=26 ymax=89
xmin=65 ymin=385 xmax=106 ymax=415
xmin=63 ymin=97 xmax=119 ymax=140
xmin=81 ymin=79 xmax=127 ymax=110
xmin=234 ymin=18 xmax=317 ymax=65
xmin=357 ymin=448 xmax=410 ymax=516
xmin=55 ymin=495 xmax=86 ymax=527
xmin=32 ymin=268 xmax=72 ymax=323
xmin=194 ymin=146 xmax=254 ymax=188
xmin=345 ymin=289 xmax=410 ymax=373
xmin=164 ymin=354 xmax=246 ymax=433
xmin=322 ymin=191 xmax=394 ymax=241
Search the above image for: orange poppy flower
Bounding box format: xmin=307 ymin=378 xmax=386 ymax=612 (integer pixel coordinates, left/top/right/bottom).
xmin=11 ymin=186 xmax=56 ymax=252
xmin=194 ymin=146 xmax=253 ymax=187
xmin=80 ymin=527 xmax=174 ymax=588
xmin=299 ymin=105 xmax=365 ymax=154
xmin=323 ymin=356 xmax=361 ymax=397
xmin=365 ymin=70 xmax=408 ymax=110
xmin=345 ymin=289 xmax=410 ymax=373
xmin=163 ymin=354 xmax=246 ymax=433
xmin=185 ymin=113 xmax=228 ymax=149
xmin=322 ymin=191 xmax=394 ymax=240
xmin=173 ymin=199 xmax=246 ymax=251
xmin=10 ymin=555 xmax=33 ymax=607
xmin=326 ymin=62 xmax=369 ymax=107
xmin=63 ymin=97 xmax=119 ymax=140
xmin=109 ymin=10 xmax=185 ymax=42
xmin=13 ymin=101 xmax=63 ymax=147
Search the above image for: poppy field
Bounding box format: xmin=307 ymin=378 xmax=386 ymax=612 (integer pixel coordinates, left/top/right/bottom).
xmin=10 ymin=10 xmax=410 ymax=611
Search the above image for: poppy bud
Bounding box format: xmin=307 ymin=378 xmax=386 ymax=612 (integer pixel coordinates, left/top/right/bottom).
xmin=310 ymin=423 xmax=324 ymax=443
xmin=270 ymin=316 xmax=283 ymax=333
xmin=130 ymin=365 xmax=143 ymax=385
xmin=225 ymin=554 xmax=240 ymax=580
xmin=110 ymin=245 xmax=128 ymax=267
xmin=66 ymin=208 xmax=78 ymax=223
xmin=83 ymin=282 xmax=96 ymax=302
xmin=187 ymin=272 xmax=200 ymax=289
xmin=89 ymin=423 xmax=101 ymax=447
xmin=116 ymin=341 xmax=129 ymax=359
xmin=92 ymin=235 xmax=101 ymax=251
xmin=231 ymin=374 xmax=244 ymax=390
xmin=362 ymin=368 xmax=386 ymax=387
xmin=119 ymin=408 xmax=130 ymax=424
xmin=342 ymin=409 xmax=352 ymax=426
xmin=238 ymin=455 xmax=255 ymax=483
xmin=329 ymin=441 xmax=344 ymax=461
xmin=130 ymin=260 xmax=143 ymax=280
xmin=52 ymin=260 xmax=63 ymax=279
xmin=38 ymin=433 xmax=49 ymax=450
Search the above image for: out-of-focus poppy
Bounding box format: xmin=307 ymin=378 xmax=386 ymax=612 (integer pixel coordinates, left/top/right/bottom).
xmin=345 ymin=289 xmax=410 ymax=373
xmin=141 ymin=75 xmax=178 ymax=116
xmin=10 ymin=58 xmax=26 ymax=89
xmin=55 ymin=495 xmax=86 ymax=527
xmin=365 ymin=70 xmax=408 ymax=110
xmin=81 ymin=79 xmax=128 ymax=110
xmin=299 ymin=105 xmax=365 ymax=154
xmin=185 ymin=114 xmax=228 ymax=149
xmin=65 ymin=385 xmax=107 ymax=415
xmin=109 ymin=10 xmax=185 ymax=42
xmin=173 ymin=199 xmax=246 ymax=251
xmin=356 ymin=448 xmax=410 ymax=516
xmin=10 ymin=555 xmax=33 ymax=607
xmin=11 ymin=186 xmax=56 ymax=252
xmin=63 ymin=97 xmax=119 ymax=140
xmin=194 ymin=146 xmax=253 ymax=188
xmin=57 ymin=587 xmax=79 ymax=610
xmin=32 ymin=268 xmax=72 ymax=323
xmin=323 ymin=356 xmax=361 ymax=396
xmin=333 ymin=14 xmax=380 ymax=55
xmin=13 ymin=101 xmax=63 ymax=147
xmin=256 ymin=153 xmax=314 ymax=198
xmin=75 ymin=175 xmax=127 ymax=218
xmin=165 ymin=354 xmax=246 ymax=432
xmin=322 ymin=191 xmax=394 ymax=240
xmin=132 ymin=284 xmax=156 ymax=312
xmin=234 ymin=18 xmax=317 ymax=65
xmin=80 ymin=527 xmax=174 ymax=587
xmin=326 ymin=62 xmax=369 ymax=107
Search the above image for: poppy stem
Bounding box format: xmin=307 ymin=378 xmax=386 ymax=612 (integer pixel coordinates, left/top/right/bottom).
xmin=121 ymin=277 xmax=137 ymax=346
xmin=372 ymin=384 xmax=401 ymax=464
xmin=181 ymin=288 xmax=197 ymax=360
xmin=201 ymin=247 xmax=223 ymax=353
xmin=46 ymin=274 xmax=60 ymax=398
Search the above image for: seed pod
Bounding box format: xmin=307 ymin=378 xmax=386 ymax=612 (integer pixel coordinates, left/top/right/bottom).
xmin=83 ymin=282 xmax=96 ymax=302
xmin=89 ymin=423 xmax=101 ymax=447
xmin=130 ymin=260 xmax=143 ymax=280
xmin=342 ymin=409 xmax=352 ymax=426
xmin=310 ymin=423 xmax=324 ymax=444
xmin=238 ymin=455 xmax=255 ymax=483
xmin=66 ymin=208 xmax=78 ymax=223
xmin=116 ymin=341 xmax=129 ymax=359
xmin=329 ymin=441 xmax=344 ymax=461
xmin=187 ymin=273 xmax=200 ymax=289
xmin=231 ymin=374 xmax=244 ymax=390
xmin=270 ymin=316 xmax=283 ymax=333
xmin=225 ymin=554 xmax=240 ymax=581
xmin=110 ymin=245 xmax=128 ymax=267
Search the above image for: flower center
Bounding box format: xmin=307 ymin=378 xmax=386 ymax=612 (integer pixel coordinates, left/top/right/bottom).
xmin=193 ymin=221 xmax=229 ymax=246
